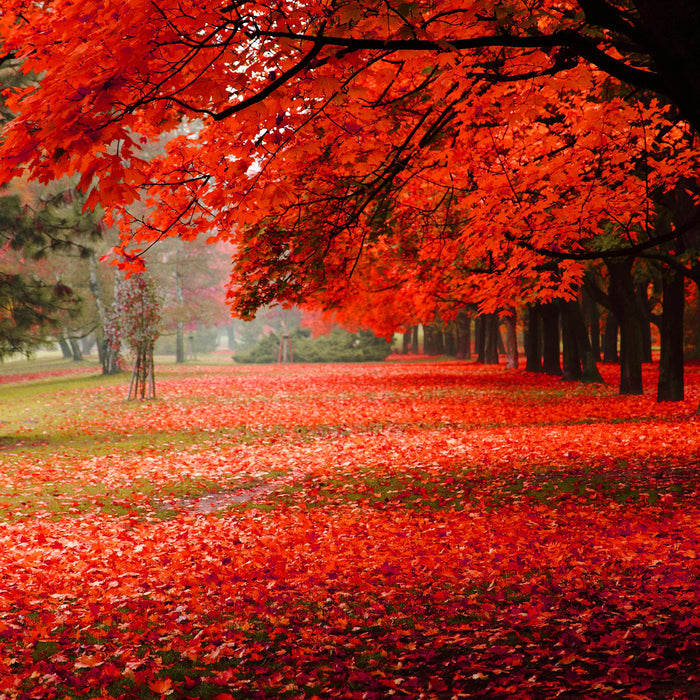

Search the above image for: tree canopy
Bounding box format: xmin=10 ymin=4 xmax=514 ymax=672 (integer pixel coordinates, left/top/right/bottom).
xmin=0 ymin=1 xmax=698 ymax=333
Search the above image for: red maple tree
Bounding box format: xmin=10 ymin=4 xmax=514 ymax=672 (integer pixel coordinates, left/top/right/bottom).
xmin=1 ymin=1 xmax=699 ymax=400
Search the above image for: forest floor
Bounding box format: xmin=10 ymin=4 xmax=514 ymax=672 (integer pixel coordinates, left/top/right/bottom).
xmin=0 ymin=357 xmax=699 ymax=699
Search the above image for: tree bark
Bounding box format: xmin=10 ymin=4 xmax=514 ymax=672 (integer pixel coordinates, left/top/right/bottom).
xmin=581 ymin=287 xmax=601 ymax=361
xmin=175 ymin=322 xmax=186 ymax=363
xmin=434 ymin=323 xmax=445 ymax=355
xmin=475 ymin=316 xmax=486 ymax=363
xmin=602 ymin=312 xmax=619 ymax=363
xmin=423 ymin=323 xmax=436 ymax=355
xmin=128 ymin=343 xmax=156 ymax=400
xmin=560 ymin=301 xmax=582 ymax=381
xmin=69 ymin=337 xmax=83 ymax=362
xmin=607 ymin=259 xmax=644 ymax=395
xmin=560 ymin=299 xmax=605 ymax=384
xmin=456 ymin=311 xmax=471 ymax=359
xmin=504 ymin=308 xmax=518 ymax=369
xmin=483 ymin=313 xmax=499 ymax=364
xmin=58 ymin=337 xmax=72 ymax=359
xmin=444 ymin=323 xmax=456 ymax=356
xmin=525 ymin=304 xmax=542 ymax=372
xmin=174 ymin=252 xmax=186 ymax=363
xmin=402 ymin=328 xmax=412 ymax=354
xmin=88 ymin=250 xmax=120 ymax=374
xmin=636 ymin=280 xmax=653 ymax=363
xmin=540 ymin=302 xmax=562 ymax=376
xmin=657 ymin=268 xmax=685 ymax=401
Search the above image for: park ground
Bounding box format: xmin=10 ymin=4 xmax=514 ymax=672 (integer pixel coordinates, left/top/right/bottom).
xmin=0 ymin=354 xmax=699 ymax=699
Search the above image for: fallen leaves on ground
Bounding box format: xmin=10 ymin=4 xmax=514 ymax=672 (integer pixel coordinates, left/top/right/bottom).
xmin=0 ymin=360 xmax=699 ymax=698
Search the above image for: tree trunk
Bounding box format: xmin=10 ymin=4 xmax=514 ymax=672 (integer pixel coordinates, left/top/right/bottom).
xmin=69 ymin=337 xmax=83 ymax=361
xmin=607 ymin=259 xmax=644 ymax=395
xmin=581 ymin=287 xmax=601 ymax=361
xmin=402 ymin=328 xmax=412 ymax=354
xmin=457 ymin=311 xmax=471 ymax=359
xmin=128 ymin=343 xmax=156 ymax=400
xmin=525 ymin=303 xmax=542 ymax=372
xmin=444 ymin=324 xmax=456 ymax=356
xmin=504 ymin=308 xmax=518 ymax=369
xmin=540 ymin=302 xmax=562 ymax=376
xmin=496 ymin=323 xmax=505 ymax=355
xmin=101 ymin=274 xmax=123 ymax=375
xmin=560 ymin=301 xmax=582 ymax=381
xmin=602 ymin=313 xmax=619 ymax=363
xmin=175 ymin=322 xmax=186 ymax=363
xmin=434 ymin=323 xmax=445 ymax=355
xmin=657 ymin=269 xmax=685 ymax=401
xmin=88 ymin=250 xmax=121 ymax=374
xmin=423 ymin=323 xmax=436 ymax=355
xmin=483 ymin=313 xmax=499 ymax=364
xmin=636 ymin=280 xmax=653 ymax=363
xmin=560 ymin=299 xmax=605 ymax=384
xmin=59 ymin=337 xmax=72 ymax=359
xmin=475 ymin=316 xmax=486 ymax=363
xmin=174 ymin=254 xmax=186 ymax=363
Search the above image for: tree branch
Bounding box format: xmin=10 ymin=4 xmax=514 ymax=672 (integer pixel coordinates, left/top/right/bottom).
xmin=506 ymin=210 xmax=700 ymax=262
xmin=254 ymin=28 xmax=664 ymax=94
xmin=211 ymin=30 xmax=327 ymax=121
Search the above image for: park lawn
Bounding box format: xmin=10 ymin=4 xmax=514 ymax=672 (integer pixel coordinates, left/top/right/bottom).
xmin=0 ymin=359 xmax=699 ymax=699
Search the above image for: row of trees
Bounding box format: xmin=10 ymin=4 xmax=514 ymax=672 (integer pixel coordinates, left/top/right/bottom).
xmin=0 ymin=1 xmax=699 ymax=404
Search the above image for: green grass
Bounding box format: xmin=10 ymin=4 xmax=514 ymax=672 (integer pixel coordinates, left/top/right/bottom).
xmin=1 ymin=356 xmax=694 ymax=520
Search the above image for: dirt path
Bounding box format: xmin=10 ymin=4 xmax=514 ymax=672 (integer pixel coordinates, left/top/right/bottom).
xmin=179 ymin=485 xmax=278 ymax=513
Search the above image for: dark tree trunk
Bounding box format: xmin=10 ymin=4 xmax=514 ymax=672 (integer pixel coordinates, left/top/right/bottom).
xmin=483 ymin=313 xmax=499 ymax=364
xmin=560 ymin=299 xmax=605 ymax=384
xmin=423 ymin=324 xmax=436 ymax=355
xmin=504 ymin=309 xmax=518 ymax=368
xmin=411 ymin=325 xmax=419 ymax=354
xmin=636 ymin=280 xmax=654 ymax=363
xmin=560 ymin=302 xmax=582 ymax=381
xmin=496 ymin=323 xmax=505 ymax=355
xmin=525 ymin=304 xmax=542 ymax=372
xmin=602 ymin=313 xmax=619 ymax=363
xmin=540 ymin=302 xmax=562 ymax=376
xmin=582 ymin=287 xmax=601 ymax=361
xmin=607 ymin=259 xmax=644 ymax=395
xmin=475 ymin=316 xmax=486 ymax=363
xmin=657 ymin=269 xmax=685 ymax=401
xmin=434 ymin=324 xmax=445 ymax=355
xmin=444 ymin=324 xmax=456 ymax=356
xmin=456 ymin=311 xmax=471 ymax=359
xmin=402 ymin=328 xmax=412 ymax=354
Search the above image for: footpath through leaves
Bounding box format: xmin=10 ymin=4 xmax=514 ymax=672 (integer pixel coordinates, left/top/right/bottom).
xmin=1 ymin=361 xmax=699 ymax=699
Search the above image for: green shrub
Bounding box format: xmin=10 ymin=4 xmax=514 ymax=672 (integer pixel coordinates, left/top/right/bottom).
xmin=234 ymin=327 xmax=392 ymax=364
